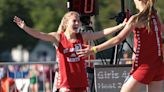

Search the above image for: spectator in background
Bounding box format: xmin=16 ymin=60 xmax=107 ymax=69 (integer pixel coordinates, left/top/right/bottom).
xmin=0 ymin=66 xmax=18 ymax=92
xmin=8 ymin=65 xmax=30 ymax=92
xmin=42 ymin=64 xmax=55 ymax=92
xmin=29 ymin=65 xmax=39 ymax=92
xmin=122 ymin=51 xmax=132 ymax=64
xmin=8 ymin=65 xmax=29 ymax=79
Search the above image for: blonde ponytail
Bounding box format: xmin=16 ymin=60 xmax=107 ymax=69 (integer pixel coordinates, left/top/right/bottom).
xmin=130 ymin=0 xmax=156 ymax=32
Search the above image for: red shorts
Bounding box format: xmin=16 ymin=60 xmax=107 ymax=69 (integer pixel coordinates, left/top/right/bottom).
xmin=132 ymin=64 xmax=164 ymax=84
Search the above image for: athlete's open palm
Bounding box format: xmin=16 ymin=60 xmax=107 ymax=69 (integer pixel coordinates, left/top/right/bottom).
xmin=13 ymin=16 xmax=25 ymax=29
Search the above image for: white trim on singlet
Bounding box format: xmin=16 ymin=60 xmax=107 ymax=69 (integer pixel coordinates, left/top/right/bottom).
xmin=152 ymin=15 xmax=161 ymax=56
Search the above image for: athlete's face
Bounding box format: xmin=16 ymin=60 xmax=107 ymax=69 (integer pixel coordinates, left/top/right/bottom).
xmin=67 ymin=15 xmax=81 ymax=33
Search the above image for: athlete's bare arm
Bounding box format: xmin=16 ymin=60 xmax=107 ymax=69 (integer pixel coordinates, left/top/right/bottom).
xmin=77 ymin=16 xmax=135 ymax=57
xmin=82 ymin=19 xmax=126 ymax=42
xmin=13 ymin=16 xmax=60 ymax=46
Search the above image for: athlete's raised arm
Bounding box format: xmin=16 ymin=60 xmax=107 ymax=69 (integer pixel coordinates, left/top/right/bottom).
xmin=13 ymin=16 xmax=59 ymax=45
xmin=78 ymin=16 xmax=135 ymax=57
xmin=82 ymin=19 xmax=127 ymax=42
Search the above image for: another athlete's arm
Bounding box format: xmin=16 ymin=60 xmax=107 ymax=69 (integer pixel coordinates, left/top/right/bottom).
xmin=78 ymin=16 xmax=135 ymax=57
xmin=82 ymin=19 xmax=126 ymax=42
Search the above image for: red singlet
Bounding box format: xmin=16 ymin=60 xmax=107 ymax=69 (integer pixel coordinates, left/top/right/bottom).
xmin=131 ymin=12 xmax=164 ymax=84
xmin=56 ymin=32 xmax=88 ymax=89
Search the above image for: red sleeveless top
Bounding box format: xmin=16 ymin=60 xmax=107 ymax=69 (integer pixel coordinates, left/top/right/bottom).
xmin=56 ymin=32 xmax=88 ymax=88
xmin=132 ymin=12 xmax=164 ymax=71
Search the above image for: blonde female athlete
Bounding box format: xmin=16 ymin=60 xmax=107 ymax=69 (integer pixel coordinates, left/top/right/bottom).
xmin=13 ymin=11 xmax=125 ymax=92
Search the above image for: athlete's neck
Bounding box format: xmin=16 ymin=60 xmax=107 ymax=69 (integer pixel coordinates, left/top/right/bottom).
xmin=64 ymin=31 xmax=77 ymax=42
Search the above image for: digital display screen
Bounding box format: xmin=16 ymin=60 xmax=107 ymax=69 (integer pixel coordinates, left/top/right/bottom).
xmin=67 ymin=0 xmax=98 ymax=16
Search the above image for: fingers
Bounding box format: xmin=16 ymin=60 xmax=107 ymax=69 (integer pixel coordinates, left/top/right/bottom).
xmin=76 ymin=44 xmax=93 ymax=57
xmin=76 ymin=49 xmax=87 ymax=55
xmin=123 ymin=18 xmax=127 ymax=24
xmin=78 ymin=54 xmax=85 ymax=58
xmin=13 ymin=16 xmax=21 ymax=23
xmin=124 ymin=18 xmax=127 ymax=22
xmin=77 ymin=52 xmax=88 ymax=58
xmin=76 ymin=49 xmax=90 ymax=57
xmin=13 ymin=16 xmax=25 ymax=29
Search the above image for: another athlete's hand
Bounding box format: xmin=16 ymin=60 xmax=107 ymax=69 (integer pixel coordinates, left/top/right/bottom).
xmin=13 ymin=16 xmax=26 ymax=29
xmin=122 ymin=18 xmax=127 ymax=25
xmin=77 ymin=44 xmax=93 ymax=57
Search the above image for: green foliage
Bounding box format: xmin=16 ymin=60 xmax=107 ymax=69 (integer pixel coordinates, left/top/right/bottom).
xmin=0 ymin=0 xmax=34 ymax=52
xmin=26 ymin=0 xmax=67 ymax=33
xmin=97 ymin=0 xmax=120 ymax=28
xmin=97 ymin=0 xmax=164 ymax=30
xmin=156 ymin=0 xmax=164 ymax=22
xmin=0 ymin=0 xmax=164 ymax=53
xmin=0 ymin=0 xmax=67 ymax=52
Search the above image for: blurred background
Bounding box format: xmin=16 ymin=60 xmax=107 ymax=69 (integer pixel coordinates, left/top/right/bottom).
xmin=0 ymin=0 xmax=164 ymax=62
xmin=0 ymin=0 xmax=164 ymax=92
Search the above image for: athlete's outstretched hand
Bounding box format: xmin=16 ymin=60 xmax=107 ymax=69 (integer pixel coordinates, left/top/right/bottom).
xmin=13 ymin=16 xmax=26 ymax=29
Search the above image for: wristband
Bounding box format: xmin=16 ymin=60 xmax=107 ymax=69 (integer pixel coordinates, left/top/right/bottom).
xmin=92 ymin=47 xmax=97 ymax=53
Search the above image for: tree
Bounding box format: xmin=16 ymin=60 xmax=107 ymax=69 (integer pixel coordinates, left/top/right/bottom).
xmin=0 ymin=0 xmax=163 ymax=59
xmin=0 ymin=0 xmax=67 ymax=52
